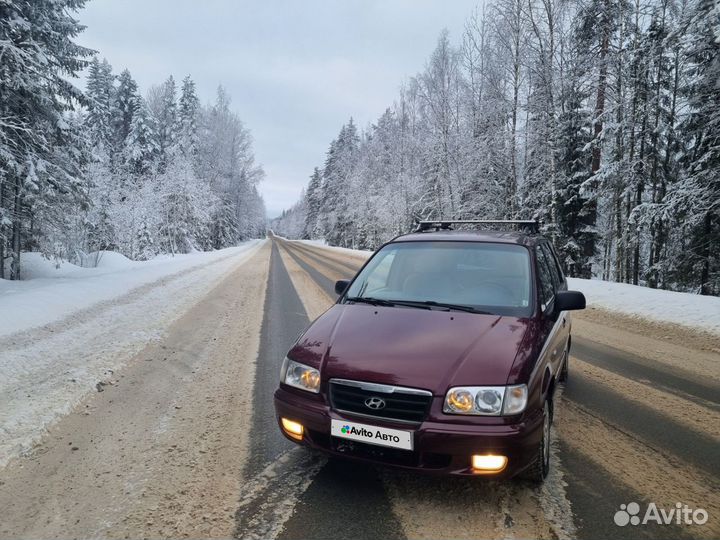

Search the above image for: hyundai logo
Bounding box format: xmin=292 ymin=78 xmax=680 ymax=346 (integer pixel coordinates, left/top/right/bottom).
xmin=364 ymin=396 xmax=386 ymax=410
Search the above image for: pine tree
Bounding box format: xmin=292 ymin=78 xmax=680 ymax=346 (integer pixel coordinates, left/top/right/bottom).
xmin=177 ymin=75 xmax=200 ymax=157
xmin=666 ymin=0 xmax=720 ymax=295
xmin=555 ymin=65 xmax=594 ymax=276
xmin=570 ymin=0 xmax=621 ymax=277
xmin=125 ymin=97 xmax=159 ymax=175
xmin=320 ymin=120 xmax=359 ymax=246
xmin=0 ymin=0 xmax=93 ymax=279
xmin=304 ymin=168 xmax=323 ymax=239
xmin=85 ymin=58 xmax=115 ymax=152
xmin=155 ymin=76 xmax=178 ymax=167
xmin=112 ymin=69 xmax=139 ymax=155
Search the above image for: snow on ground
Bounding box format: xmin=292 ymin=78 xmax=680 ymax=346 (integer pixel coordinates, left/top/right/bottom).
xmin=308 ymin=242 xmax=719 ymax=335
xmin=0 ymin=240 xmax=265 ymax=467
xmin=0 ymin=241 xmax=261 ymax=338
xmin=567 ymin=277 xmax=720 ymax=335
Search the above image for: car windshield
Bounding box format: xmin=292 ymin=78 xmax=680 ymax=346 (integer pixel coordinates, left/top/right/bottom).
xmin=345 ymin=241 xmax=532 ymax=317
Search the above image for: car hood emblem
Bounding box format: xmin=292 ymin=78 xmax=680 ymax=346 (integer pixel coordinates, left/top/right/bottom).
xmin=364 ymin=396 xmax=386 ymax=410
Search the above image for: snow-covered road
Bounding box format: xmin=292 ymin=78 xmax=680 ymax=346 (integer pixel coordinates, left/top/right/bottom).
xmin=0 ymin=240 xmax=265 ymax=467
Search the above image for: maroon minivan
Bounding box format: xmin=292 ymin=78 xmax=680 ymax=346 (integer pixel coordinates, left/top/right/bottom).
xmin=274 ymin=220 xmax=586 ymax=482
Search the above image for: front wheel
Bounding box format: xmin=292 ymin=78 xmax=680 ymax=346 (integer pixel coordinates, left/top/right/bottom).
xmin=521 ymin=400 xmax=551 ymax=485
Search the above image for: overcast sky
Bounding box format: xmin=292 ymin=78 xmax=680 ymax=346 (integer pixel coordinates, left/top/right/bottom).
xmin=77 ymin=0 xmax=480 ymax=217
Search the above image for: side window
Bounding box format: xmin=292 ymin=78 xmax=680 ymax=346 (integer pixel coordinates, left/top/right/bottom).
xmin=540 ymin=243 xmax=564 ymax=290
xmin=535 ymin=247 xmax=555 ymax=311
xmin=549 ymin=243 xmax=566 ymax=286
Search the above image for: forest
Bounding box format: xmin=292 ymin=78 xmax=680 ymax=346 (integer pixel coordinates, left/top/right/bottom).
xmin=272 ymin=0 xmax=719 ymax=295
xmin=0 ymin=1 xmax=266 ymax=280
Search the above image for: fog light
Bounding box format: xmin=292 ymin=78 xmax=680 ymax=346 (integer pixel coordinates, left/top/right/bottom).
xmin=281 ymin=417 xmax=304 ymax=441
xmin=472 ymin=454 xmax=508 ymax=473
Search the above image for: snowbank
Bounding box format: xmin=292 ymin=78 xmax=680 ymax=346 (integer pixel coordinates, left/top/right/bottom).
xmin=0 ymin=241 xmax=263 ymax=338
xmin=299 ymin=239 xmax=373 ymax=257
xmin=91 ymin=251 xmax=135 ymax=269
xmin=567 ymin=277 xmax=720 ymax=335
xmin=16 ymin=253 xmax=82 ymax=279
xmin=301 ymin=239 xmax=327 ymax=247
xmin=306 ymin=242 xmax=719 ymax=335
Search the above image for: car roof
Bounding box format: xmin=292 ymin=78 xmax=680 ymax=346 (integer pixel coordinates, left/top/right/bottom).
xmin=390 ymin=229 xmax=546 ymax=247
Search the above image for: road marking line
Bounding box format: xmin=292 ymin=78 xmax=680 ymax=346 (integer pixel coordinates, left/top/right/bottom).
xmin=276 ymin=242 xmax=333 ymax=320
xmin=290 ymin=242 xmax=366 ymax=273
xmin=282 ymin=242 xmax=352 ymax=283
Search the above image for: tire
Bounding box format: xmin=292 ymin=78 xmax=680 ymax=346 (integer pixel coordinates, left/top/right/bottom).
xmin=559 ymin=349 xmax=569 ymax=382
xmin=521 ymin=400 xmax=551 ymax=485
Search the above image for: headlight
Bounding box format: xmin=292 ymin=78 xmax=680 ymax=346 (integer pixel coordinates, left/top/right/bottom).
xmin=443 ymin=384 xmax=528 ymax=416
xmin=476 ymin=388 xmax=504 ymax=414
xmin=445 ymin=388 xmax=475 ymax=413
xmin=280 ymin=357 xmax=321 ymax=393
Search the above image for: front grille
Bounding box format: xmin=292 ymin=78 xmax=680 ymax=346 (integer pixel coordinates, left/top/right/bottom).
xmin=329 ymin=379 xmax=432 ymax=424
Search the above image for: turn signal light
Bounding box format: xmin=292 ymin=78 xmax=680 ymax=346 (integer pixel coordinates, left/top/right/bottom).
xmin=281 ymin=417 xmax=304 ymax=441
xmin=471 ymin=454 xmax=508 ymax=474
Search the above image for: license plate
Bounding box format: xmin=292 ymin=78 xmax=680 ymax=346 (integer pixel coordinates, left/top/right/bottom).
xmin=330 ymin=418 xmax=413 ymax=450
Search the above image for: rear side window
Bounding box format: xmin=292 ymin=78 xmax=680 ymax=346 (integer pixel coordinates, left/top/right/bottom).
xmin=540 ymin=243 xmax=564 ymax=289
xmin=535 ymin=246 xmax=556 ymax=311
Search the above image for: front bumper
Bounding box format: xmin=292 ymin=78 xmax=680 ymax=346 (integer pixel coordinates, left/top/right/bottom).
xmin=274 ymin=386 xmax=543 ymax=478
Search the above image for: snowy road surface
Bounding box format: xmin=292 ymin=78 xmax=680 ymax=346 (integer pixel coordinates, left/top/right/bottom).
xmin=0 ymin=241 xmax=264 ymax=467
xmin=1 ymin=236 xmax=718 ymax=539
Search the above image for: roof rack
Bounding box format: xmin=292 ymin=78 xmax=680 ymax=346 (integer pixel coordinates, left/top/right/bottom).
xmin=415 ymin=220 xmax=541 ymax=233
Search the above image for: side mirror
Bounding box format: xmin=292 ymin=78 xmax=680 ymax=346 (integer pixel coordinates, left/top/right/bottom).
xmin=555 ymin=290 xmax=586 ymax=311
xmin=335 ymin=279 xmax=351 ymax=296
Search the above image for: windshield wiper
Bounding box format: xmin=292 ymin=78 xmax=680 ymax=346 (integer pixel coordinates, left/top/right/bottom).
xmin=408 ymin=300 xmax=492 ymax=314
xmin=345 ymin=296 xmax=397 ymax=307
xmin=345 ymin=297 xmax=488 ymax=314
xmin=345 ymin=297 xmax=436 ymax=310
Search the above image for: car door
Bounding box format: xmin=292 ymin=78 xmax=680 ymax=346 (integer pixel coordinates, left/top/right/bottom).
xmin=535 ymin=243 xmax=567 ymax=380
xmin=541 ymin=242 xmax=571 ymax=359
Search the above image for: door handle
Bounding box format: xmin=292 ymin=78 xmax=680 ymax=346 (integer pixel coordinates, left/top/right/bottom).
xmin=562 ymin=317 xmax=567 ymax=328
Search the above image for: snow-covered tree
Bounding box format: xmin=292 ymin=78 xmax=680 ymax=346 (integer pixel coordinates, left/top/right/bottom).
xmin=664 ymin=0 xmax=720 ymax=295
xmin=85 ymin=58 xmax=115 ymax=153
xmin=177 ymin=75 xmax=200 ymax=157
xmin=125 ymin=96 xmax=159 ymax=175
xmin=303 ymin=168 xmax=324 ymax=239
xmin=280 ymin=0 xmax=718 ymax=295
xmin=155 ymin=156 xmax=217 ymax=254
xmin=154 ymin=76 xmax=178 ymax=167
xmin=197 ymin=86 xmax=266 ymax=248
xmin=111 ymin=69 xmax=139 ymax=154
xmin=0 ymin=0 xmax=93 ymax=279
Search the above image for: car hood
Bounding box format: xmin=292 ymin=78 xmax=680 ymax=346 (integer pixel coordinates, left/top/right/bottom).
xmin=288 ymin=304 xmax=532 ymax=395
